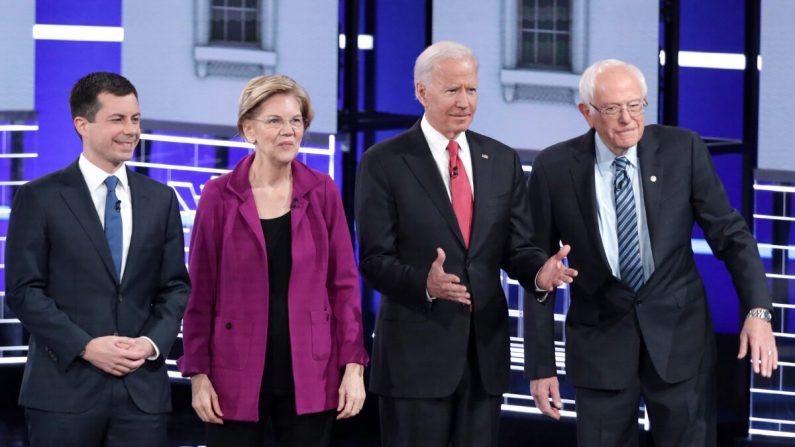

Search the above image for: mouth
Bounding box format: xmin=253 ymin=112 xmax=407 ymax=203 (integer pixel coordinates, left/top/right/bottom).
xmin=114 ymin=139 xmax=137 ymax=149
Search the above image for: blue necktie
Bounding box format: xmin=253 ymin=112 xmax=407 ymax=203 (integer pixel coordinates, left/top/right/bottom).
xmin=613 ymin=157 xmax=644 ymax=292
xmin=104 ymin=175 xmax=123 ymax=278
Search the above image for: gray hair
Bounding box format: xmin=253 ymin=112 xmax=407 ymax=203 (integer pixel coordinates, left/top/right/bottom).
xmin=413 ymin=41 xmax=478 ymax=99
xmin=579 ymin=59 xmax=647 ymax=113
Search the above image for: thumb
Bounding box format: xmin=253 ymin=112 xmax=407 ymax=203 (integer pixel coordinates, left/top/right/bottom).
xmin=433 ymin=247 xmax=446 ymax=268
xmin=737 ymin=332 xmax=748 ymax=359
xmin=555 ymin=244 xmax=571 ymax=260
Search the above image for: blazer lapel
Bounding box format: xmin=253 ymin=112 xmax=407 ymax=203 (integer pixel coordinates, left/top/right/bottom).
xmin=467 ymin=133 xmax=492 ymax=251
xmin=570 ymin=131 xmax=611 ymax=270
xmin=123 ymin=169 xmax=149 ymax=284
xmin=227 ymin=154 xmax=266 ymax=255
xmin=401 ymin=125 xmax=466 ymax=248
xmin=58 ymin=160 xmax=119 ymax=282
xmin=638 ymin=132 xmax=662 ymax=267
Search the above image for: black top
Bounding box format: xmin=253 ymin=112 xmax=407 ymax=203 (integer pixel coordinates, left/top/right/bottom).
xmin=260 ymin=211 xmax=293 ymax=395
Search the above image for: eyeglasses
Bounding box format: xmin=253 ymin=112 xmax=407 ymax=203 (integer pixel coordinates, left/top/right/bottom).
xmin=250 ymin=116 xmax=305 ymax=130
xmin=589 ymin=100 xmax=647 ymax=117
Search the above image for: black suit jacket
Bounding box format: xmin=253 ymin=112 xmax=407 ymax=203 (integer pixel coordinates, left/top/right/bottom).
xmin=524 ymin=125 xmax=771 ymax=389
xmin=356 ymin=122 xmax=547 ymax=398
xmin=5 ymin=159 xmax=190 ymax=413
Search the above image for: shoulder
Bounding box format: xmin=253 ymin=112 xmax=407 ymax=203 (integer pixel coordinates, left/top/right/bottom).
xmin=535 ymin=131 xmax=591 ymax=165
xmin=362 ymin=127 xmax=420 ymax=163
xmin=643 ymin=124 xmax=700 ymax=144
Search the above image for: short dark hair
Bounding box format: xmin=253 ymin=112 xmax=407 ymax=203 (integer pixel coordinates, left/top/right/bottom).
xmin=69 ymin=72 xmax=138 ymax=122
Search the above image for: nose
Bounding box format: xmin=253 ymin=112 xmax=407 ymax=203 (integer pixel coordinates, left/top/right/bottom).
xmin=124 ymin=119 xmax=140 ymax=135
xmin=454 ymin=90 xmax=470 ymax=109
xmin=617 ymin=107 xmax=632 ymax=124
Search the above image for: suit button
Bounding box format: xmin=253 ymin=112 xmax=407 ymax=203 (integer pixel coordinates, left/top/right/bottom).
xmin=113 ymin=331 xmax=119 ymax=336
xmin=117 ymin=294 xmax=123 ymax=302
xmin=225 ymin=322 xmax=232 ymax=330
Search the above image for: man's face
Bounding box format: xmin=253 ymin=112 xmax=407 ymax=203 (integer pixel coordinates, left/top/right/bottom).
xmin=416 ymin=57 xmax=478 ymax=140
xmin=75 ymin=92 xmax=141 ymax=173
xmin=578 ymin=66 xmax=646 ymax=155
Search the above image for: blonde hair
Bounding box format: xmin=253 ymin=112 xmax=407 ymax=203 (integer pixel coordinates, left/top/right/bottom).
xmin=237 ymin=75 xmax=315 ymax=134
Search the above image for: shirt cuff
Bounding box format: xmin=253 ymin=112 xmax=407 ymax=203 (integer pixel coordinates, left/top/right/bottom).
xmin=425 ymin=289 xmax=435 ymax=302
xmin=534 ymin=270 xmax=550 ymax=303
xmin=140 ymin=336 xmax=160 ymax=361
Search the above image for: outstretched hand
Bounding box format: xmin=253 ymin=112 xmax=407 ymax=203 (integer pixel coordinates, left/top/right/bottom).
xmin=536 ymin=245 xmax=578 ymax=291
xmin=426 ymin=248 xmax=471 ymax=306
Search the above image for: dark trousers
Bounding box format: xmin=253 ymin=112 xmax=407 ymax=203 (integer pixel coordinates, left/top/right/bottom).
xmin=206 ymin=394 xmax=334 ymax=447
xmin=575 ymin=342 xmax=716 ymax=447
xmin=379 ymin=332 xmax=501 ymax=447
xmin=26 ymin=379 xmax=166 ymax=447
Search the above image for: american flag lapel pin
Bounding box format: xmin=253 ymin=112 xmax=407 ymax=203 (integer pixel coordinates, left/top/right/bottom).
xmin=481 ymin=154 xmax=489 ymax=159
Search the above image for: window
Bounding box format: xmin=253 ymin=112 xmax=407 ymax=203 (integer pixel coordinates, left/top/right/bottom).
xmin=210 ymin=0 xmax=260 ymax=45
xmin=518 ymin=0 xmax=571 ymax=70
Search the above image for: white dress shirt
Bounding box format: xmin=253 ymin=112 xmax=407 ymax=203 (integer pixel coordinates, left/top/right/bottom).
xmin=593 ymin=135 xmax=655 ymax=282
xmin=420 ymin=115 xmax=474 ymax=199
xmin=78 ymin=154 xmax=159 ymax=359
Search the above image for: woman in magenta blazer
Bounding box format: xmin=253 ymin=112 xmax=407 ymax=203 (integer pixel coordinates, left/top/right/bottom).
xmin=177 ymin=75 xmax=368 ymax=446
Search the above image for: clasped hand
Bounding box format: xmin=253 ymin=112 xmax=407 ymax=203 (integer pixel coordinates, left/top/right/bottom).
xmin=82 ymin=335 xmax=154 ymax=377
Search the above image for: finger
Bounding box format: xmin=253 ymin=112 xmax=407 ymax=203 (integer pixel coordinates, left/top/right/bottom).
xmin=337 ymin=388 xmax=346 ymax=412
xmin=337 ymin=398 xmax=356 ymax=420
xmin=554 ymin=244 xmax=571 ymax=260
xmin=764 ymin=346 xmax=774 ymax=378
xmin=737 ymin=333 xmax=748 ymax=359
xmin=751 ymin=343 xmax=760 ymax=374
xmin=211 ymin=391 xmax=224 ymax=419
xmin=439 ymin=273 xmax=462 ymax=284
xmin=550 ymin=382 xmax=563 ymax=411
xmin=532 ymin=390 xmax=552 ymax=417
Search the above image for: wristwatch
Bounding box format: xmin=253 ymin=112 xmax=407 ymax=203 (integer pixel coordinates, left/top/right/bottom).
xmin=747 ymin=308 xmax=773 ymax=323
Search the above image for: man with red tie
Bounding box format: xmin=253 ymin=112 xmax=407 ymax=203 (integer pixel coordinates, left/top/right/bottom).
xmin=354 ymin=41 xmax=577 ymax=447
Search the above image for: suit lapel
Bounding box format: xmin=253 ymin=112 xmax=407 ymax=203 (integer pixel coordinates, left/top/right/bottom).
xmin=401 ymin=125 xmax=466 ymax=248
xmin=570 ymin=132 xmax=611 ymax=270
xmin=123 ymin=169 xmax=149 ymax=284
xmin=58 ymin=160 xmax=119 ymax=282
xmin=638 ymin=132 xmax=662 ymax=267
xmin=468 ymin=133 xmax=492 ymax=251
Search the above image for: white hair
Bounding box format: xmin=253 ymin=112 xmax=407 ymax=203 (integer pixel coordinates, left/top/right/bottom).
xmin=579 ymin=59 xmax=647 ymax=113
xmin=413 ymin=41 xmax=478 ymax=99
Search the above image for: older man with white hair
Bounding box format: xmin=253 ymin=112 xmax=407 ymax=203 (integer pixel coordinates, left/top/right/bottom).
xmin=524 ymin=59 xmax=777 ymax=446
xmin=355 ymin=41 xmax=577 ymax=447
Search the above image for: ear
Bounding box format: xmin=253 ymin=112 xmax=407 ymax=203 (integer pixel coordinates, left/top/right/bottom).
xmin=415 ymin=82 xmax=427 ymax=107
xmin=241 ymin=120 xmax=256 ymax=144
xmin=74 ymin=116 xmax=89 ymax=138
xmin=578 ymin=103 xmax=595 ymax=128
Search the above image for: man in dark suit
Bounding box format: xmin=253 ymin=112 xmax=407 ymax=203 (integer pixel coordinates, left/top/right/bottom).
xmin=355 ymin=41 xmax=577 ymax=447
xmin=525 ymin=59 xmax=777 ymax=446
xmin=5 ymin=72 xmax=190 ymax=447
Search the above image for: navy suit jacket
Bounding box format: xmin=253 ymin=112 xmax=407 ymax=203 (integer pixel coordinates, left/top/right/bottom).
xmin=5 ymin=159 xmax=190 ymax=413
xmin=356 ymin=122 xmax=547 ymax=398
xmin=524 ymin=125 xmax=771 ymax=389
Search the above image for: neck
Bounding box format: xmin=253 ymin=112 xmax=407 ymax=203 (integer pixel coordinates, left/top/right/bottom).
xmin=82 ymin=151 xmax=124 ymax=174
xmin=249 ymin=154 xmax=291 ymax=187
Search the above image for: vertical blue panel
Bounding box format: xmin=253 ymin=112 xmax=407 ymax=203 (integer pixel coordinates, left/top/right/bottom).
xmin=679 ymin=0 xmax=744 ymax=53
xmin=36 ymin=0 xmax=122 ymax=27
xmin=374 ymin=0 xmax=425 ymax=116
xmin=32 ymin=40 xmax=121 ymax=179
xmin=678 ymin=68 xmax=744 ymax=140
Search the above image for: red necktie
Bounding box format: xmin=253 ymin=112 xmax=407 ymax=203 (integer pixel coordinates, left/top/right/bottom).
xmin=447 ymin=140 xmax=473 ymax=247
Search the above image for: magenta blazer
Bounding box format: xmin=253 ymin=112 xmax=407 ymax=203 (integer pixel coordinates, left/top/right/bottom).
xmin=177 ymin=154 xmax=368 ymax=421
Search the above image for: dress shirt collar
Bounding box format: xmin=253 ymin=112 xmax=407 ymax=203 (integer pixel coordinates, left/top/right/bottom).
xmin=78 ymin=153 xmax=129 ymax=193
xmin=420 ymin=115 xmax=470 ymax=157
xmin=594 ymin=133 xmax=638 ymax=175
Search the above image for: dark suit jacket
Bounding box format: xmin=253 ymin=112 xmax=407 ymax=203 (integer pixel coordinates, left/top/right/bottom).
xmin=356 ymin=122 xmax=547 ymax=398
xmin=524 ymin=125 xmax=771 ymax=390
xmin=5 ymin=159 xmax=190 ymax=413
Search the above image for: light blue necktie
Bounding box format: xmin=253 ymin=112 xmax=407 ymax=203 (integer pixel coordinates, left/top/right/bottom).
xmin=104 ymin=175 xmax=123 ymax=278
xmin=613 ymin=156 xmax=644 ymax=292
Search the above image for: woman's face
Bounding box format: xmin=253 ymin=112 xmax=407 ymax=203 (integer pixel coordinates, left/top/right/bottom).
xmin=243 ymin=93 xmax=305 ymax=165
